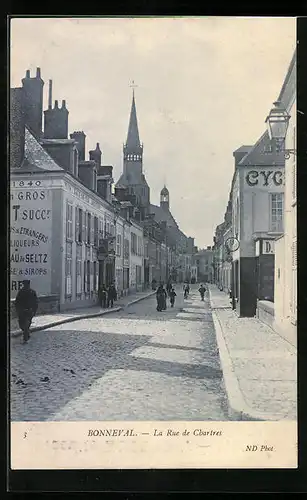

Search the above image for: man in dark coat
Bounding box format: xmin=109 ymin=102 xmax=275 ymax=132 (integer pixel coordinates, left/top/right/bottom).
xmin=107 ymin=283 xmax=117 ymax=308
xmin=15 ymin=280 xmax=38 ymax=343
xmin=156 ymin=284 xmax=167 ymax=311
xmin=169 ymin=287 xmax=177 ymax=307
xmin=99 ymin=284 xmax=107 ymax=308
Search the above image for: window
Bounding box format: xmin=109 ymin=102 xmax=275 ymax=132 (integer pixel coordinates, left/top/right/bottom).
xmin=75 ymin=207 xmax=82 ymax=243
xmin=136 ymin=265 xmax=142 ymax=284
xmin=124 ymin=239 xmax=130 ymax=259
xmin=116 ymin=234 xmax=122 ymax=256
xmin=93 ymin=261 xmax=99 ymax=292
xmin=84 ymin=260 xmax=91 ymax=293
xmin=94 ymin=216 xmax=99 ymax=247
xmin=131 ymin=232 xmax=137 ymax=255
xmin=270 ymin=193 xmax=284 ymax=232
xmin=87 ymin=213 xmax=91 ymax=245
xmin=66 ymin=202 xmax=73 ymax=240
xmin=76 ymin=245 xmax=82 ymax=295
xmin=106 ymin=222 xmax=110 ymax=237
xmin=65 ymin=242 xmax=72 ymax=296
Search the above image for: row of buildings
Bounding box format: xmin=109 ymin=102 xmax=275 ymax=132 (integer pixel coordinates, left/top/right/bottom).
xmin=212 ymin=50 xmax=296 ymax=345
xmin=10 ymin=67 xmax=196 ymax=311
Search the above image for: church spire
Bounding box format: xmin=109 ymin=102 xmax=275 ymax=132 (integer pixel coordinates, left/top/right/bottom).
xmin=126 ymin=82 xmax=141 ymax=149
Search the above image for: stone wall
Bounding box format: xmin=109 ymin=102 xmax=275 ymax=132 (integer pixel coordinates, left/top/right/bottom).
xmin=257 ymin=300 xmax=274 ymax=329
xmin=10 ymin=294 xmax=60 ymax=321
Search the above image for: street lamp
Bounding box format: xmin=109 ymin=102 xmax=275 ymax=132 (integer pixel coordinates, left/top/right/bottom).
xmin=265 ymin=101 xmax=295 ymax=159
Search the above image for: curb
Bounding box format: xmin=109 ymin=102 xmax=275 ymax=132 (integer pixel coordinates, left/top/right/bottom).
xmin=209 ymin=290 xmax=285 ymax=421
xmin=11 ymin=291 xmax=156 ymax=339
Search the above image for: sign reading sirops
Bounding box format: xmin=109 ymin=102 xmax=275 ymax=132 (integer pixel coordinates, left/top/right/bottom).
xmin=10 ymin=186 xmax=53 ymax=298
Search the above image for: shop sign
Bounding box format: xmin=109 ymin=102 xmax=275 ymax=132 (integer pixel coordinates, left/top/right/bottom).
xmin=10 ymin=187 xmax=52 ymax=297
xmin=263 ymin=240 xmax=275 ymax=255
xmin=245 ymin=170 xmax=284 ymax=187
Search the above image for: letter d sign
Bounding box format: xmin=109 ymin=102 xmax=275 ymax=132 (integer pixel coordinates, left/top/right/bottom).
xmin=265 ymin=242 xmax=271 ymax=253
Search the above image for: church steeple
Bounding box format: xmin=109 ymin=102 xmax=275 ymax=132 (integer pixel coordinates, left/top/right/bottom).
xmin=117 ymin=83 xmax=150 ymax=219
xmin=126 ymin=90 xmax=141 ymax=149
xmin=123 ymin=84 xmax=143 ymax=161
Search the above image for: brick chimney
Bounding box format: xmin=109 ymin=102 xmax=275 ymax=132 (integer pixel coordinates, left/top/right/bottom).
xmin=21 ymin=67 xmax=44 ymax=139
xmin=70 ymin=131 xmax=86 ymax=161
xmin=10 ymin=88 xmax=25 ymax=170
xmin=44 ymin=84 xmax=69 ymax=139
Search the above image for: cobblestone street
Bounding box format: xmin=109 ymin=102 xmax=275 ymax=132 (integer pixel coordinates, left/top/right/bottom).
xmin=10 ymin=287 xmax=229 ymax=421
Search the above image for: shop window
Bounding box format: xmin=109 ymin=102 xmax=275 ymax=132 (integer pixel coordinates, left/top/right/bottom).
xmin=270 ymin=193 xmax=284 ymax=232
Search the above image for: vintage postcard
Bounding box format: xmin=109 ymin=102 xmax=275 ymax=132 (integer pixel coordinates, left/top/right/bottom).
xmin=9 ymin=16 xmax=297 ymax=470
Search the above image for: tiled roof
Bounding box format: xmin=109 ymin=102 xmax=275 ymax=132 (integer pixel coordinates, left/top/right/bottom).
xmin=149 ymin=203 xmax=178 ymax=228
xmin=238 ymin=130 xmax=284 ymax=167
xmin=22 ymin=128 xmax=63 ymax=171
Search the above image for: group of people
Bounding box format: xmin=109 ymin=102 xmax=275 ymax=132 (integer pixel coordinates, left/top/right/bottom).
xmin=155 ymin=281 xmax=207 ymax=312
xmin=156 ymin=282 xmax=177 ymax=311
xmin=98 ymin=283 xmax=117 ymax=309
xmin=13 ymin=278 xmax=209 ymax=343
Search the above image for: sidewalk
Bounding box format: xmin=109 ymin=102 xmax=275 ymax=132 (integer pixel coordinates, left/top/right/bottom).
xmin=10 ymin=289 xmax=156 ymax=338
xmin=208 ymin=285 xmax=297 ymax=421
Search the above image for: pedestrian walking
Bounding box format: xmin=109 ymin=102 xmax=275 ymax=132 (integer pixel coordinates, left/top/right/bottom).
xmin=15 ymin=280 xmax=38 ymax=343
xmin=99 ymin=284 xmax=107 ymax=308
xmin=183 ymin=283 xmax=190 ymax=299
xmin=166 ymin=281 xmax=172 ymax=298
xmin=107 ymin=282 xmax=117 ymax=308
xmin=169 ymin=287 xmax=177 ymax=307
xmin=156 ymin=284 xmax=167 ymax=311
xmin=151 ymin=279 xmax=157 ymax=291
xmin=198 ymin=283 xmax=206 ymax=301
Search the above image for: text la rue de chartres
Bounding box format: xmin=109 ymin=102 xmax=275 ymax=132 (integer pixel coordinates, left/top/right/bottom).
xmin=87 ymin=429 xmax=222 ymax=437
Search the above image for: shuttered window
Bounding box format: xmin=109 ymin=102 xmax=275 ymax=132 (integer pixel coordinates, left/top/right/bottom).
xmin=66 ymin=202 xmax=73 ymax=240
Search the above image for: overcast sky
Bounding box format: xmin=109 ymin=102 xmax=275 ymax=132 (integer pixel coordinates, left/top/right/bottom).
xmin=10 ymin=17 xmax=296 ymax=248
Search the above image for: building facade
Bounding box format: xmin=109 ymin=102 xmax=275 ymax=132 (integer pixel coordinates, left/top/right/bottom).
xmin=273 ymin=51 xmax=297 ymax=344
xmin=231 ymin=133 xmax=285 ymax=316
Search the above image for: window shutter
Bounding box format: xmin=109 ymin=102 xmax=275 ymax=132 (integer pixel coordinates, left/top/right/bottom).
xmin=84 ymin=212 xmax=88 ymax=244
xmin=81 ymin=210 xmax=85 ymax=242
xmin=91 ymin=215 xmax=94 ymax=245
xmin=65 ymin=203 xmax=69 ymax=239
xmin=75 ymin=207 xmax=79 ymax=242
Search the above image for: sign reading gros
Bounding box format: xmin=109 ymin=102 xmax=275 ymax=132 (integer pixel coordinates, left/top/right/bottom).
xmin=245 ymin=170 xmax=284 ymax=187
xmin=10 ymin=186 xmax=53 ymax=298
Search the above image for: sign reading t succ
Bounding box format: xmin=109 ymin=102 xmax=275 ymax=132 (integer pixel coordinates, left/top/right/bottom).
xmin=10 ymin=180 xmax=53 ymax=298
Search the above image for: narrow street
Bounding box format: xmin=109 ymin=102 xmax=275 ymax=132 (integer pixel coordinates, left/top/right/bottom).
xmin=11 ymin=286 xmax=229 ymax=421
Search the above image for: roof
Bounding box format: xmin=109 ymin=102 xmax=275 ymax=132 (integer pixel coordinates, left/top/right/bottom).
xmin=238 ymin=130 xmax=284 ymax=167
xmin=233 ymin=145 xmax=253 ymax=154
xmin=126 ymin=92 xmax=141 ymax=148
xmin=161 ymin=185 xmax=169 ymax=195
xmin=41 ymin=138 xmax=75 ymax=145
xmin=22 ymin=127 xmax=63 ymax=172
xmin=149 ymin=203 xmax=178 ymax=228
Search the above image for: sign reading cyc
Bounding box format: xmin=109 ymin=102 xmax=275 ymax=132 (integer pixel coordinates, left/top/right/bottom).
xmin=245 ymin=170 xmax=284 ymax=187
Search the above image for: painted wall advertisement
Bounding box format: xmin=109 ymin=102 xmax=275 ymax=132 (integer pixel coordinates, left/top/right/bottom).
xmin=10 ymin=180 xmax=53 ymax=298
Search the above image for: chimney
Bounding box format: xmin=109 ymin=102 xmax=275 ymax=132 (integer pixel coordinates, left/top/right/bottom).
xmin=89 ymin=143 xmax=102 ymax=169
xmin=70 ymin=131 xmax=86 ymax=161
xmin=48 ymin=80 xmax=52 ymax=109
xmin=97 ymin=164 xmax=113 ymax=202
xmin=10 ymin=88 xmax=25 ymax=170
xmin=233 ymin=146 xmax=252 ymax=167
xmin=44 ymin=96 xmax=69 ymax=139
xmin=78 ymin=161 xmax=96 ymax=191
xmin=21 ymin=67 xmax=44 ymax=139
